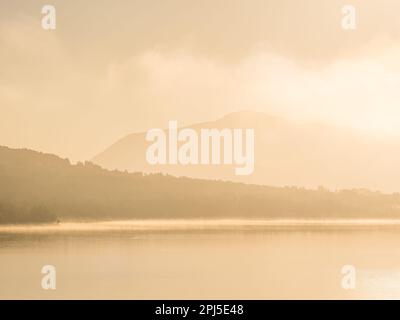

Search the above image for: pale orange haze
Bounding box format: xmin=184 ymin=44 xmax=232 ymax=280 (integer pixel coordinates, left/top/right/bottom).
xmin=1 ymin=0 xmax=400 ymax=191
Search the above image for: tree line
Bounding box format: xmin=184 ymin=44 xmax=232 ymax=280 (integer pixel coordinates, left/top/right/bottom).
xmin=1 ymin=146 xmax=400 ymax=224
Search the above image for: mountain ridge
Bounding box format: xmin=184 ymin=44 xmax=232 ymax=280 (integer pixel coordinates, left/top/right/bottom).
xmin=92 ymin=111 xmax=400 ymax=192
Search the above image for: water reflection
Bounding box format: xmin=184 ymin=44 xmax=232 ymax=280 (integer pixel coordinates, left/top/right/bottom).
xmin=1 ymin=220 xmax=400 ymax=299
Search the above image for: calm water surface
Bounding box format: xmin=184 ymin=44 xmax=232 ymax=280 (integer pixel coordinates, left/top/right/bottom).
xmin=1 ymin=220 xmax=400 ymax=299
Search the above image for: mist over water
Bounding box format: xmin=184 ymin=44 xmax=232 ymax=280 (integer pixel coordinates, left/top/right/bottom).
xmin=1 ymin=220 xmax=400 ymax=299
xmin=2 ymin=0 xmax=400 ymax=303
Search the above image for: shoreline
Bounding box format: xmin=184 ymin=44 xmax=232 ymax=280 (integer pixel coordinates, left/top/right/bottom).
xmin=2 ymin=218 xmax=400 ymax=233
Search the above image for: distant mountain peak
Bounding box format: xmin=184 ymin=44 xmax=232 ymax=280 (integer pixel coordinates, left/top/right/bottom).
xmin=91 ymin=111 xmax=400 ymax=193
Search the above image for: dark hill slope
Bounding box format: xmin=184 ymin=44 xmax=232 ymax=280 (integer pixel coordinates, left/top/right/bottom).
xmin=1 ymin=146 xmax=400 ymax=223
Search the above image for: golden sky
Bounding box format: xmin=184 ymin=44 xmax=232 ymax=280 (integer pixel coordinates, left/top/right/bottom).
xmin=1 ymin=0 xmax=400 ymax=161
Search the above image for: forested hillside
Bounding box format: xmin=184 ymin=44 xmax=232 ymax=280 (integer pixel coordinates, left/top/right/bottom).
xmin=1 ymin=146 xmax=400 ymax=223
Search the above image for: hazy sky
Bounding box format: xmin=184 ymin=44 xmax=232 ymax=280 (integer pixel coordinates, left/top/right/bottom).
xmin=1 ymin=0 xmax=400 ymax=161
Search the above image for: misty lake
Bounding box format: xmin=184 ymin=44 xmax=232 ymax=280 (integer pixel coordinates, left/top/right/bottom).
xmin=1 ymin=219 xmax=400 ymax=299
